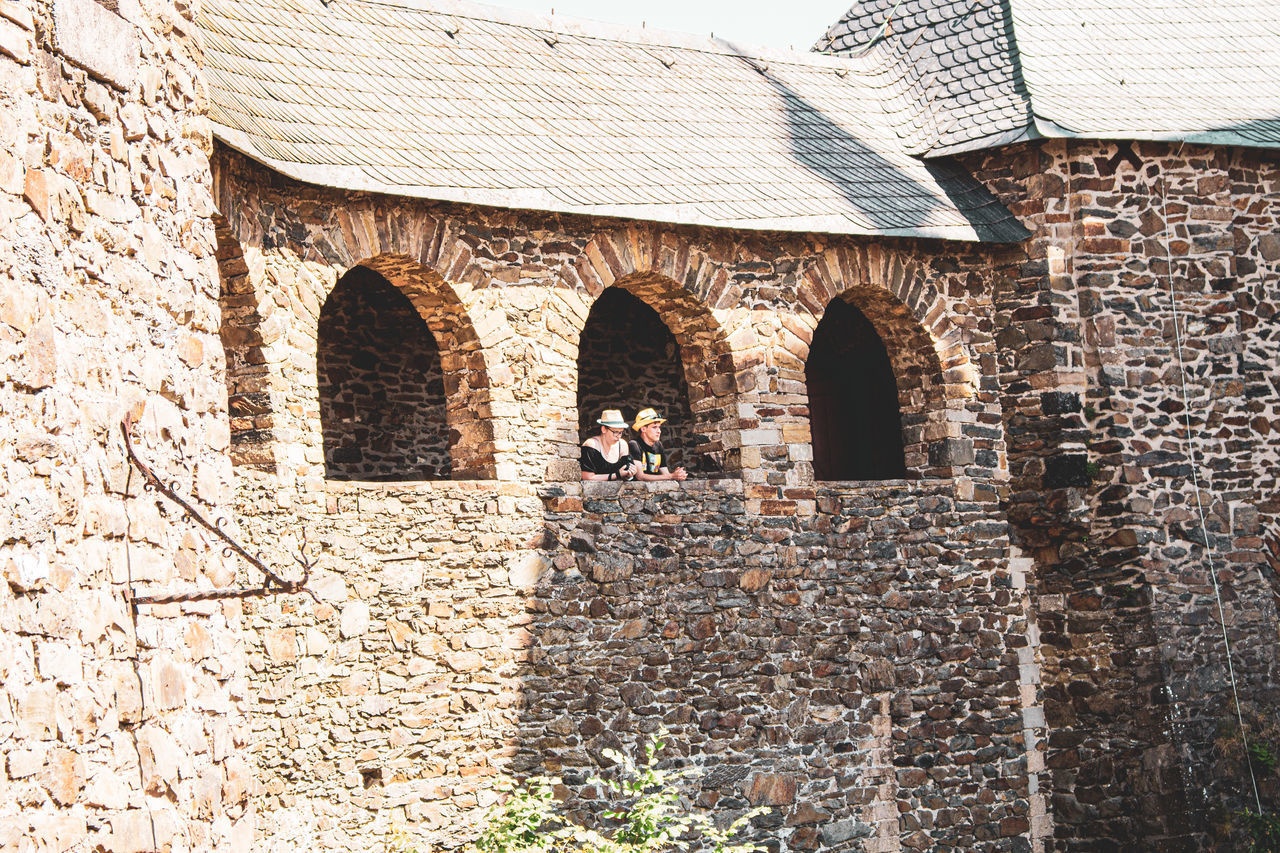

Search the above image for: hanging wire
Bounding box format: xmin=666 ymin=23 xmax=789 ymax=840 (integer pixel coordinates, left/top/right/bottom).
xmin=1154 ymin=162 xmax=1263 ymax=814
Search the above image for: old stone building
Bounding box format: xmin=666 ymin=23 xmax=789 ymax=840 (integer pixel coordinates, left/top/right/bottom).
xmin=818 ymin=1 xmax=1280 ymax=847
xmin=1 ymin=0 xmax=1276 ymax=852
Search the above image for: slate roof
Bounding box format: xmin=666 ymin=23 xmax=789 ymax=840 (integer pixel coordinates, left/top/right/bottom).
xmin=816 ymin=0 xmax=1280 ymax=155
xmin=197 ymin=0 xmax=1027 ymax=242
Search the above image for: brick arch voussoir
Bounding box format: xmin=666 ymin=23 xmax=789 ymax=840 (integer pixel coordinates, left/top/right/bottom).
xmin=610 ymin=272 xmax=742 ymax=408
xmin=802 ymin=246 xmax=978 ymax=403
xmin=569 ymin=227 xmax=747 ymax=396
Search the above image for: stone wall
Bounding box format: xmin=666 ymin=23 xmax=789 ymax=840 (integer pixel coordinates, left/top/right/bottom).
xmin=234 ymin=473 xmax=1039 ymax=853
xmin=964 ymin=139 xmax=1280 ymax=849
xmin=0 ymin=0 xmax=251 ymax=850
xmin=210 ymin=147 xmax=1042 ymax=851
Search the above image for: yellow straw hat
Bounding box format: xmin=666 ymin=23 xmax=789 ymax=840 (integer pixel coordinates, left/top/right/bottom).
xmin=632 ymin=408 xmax=666 ymax=430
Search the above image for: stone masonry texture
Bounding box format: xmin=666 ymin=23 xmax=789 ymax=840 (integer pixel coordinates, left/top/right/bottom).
xmin=3 ymin=5 xmax=1279 ymax=853
xmin=1 ymin=0 xmax=253 ymax=851
xmin=211 ymin=147 xmax=1040 ymax=852
xmin=963 ymin=138 xmax=1280 ymax=850
xmin=233 ymin=475 xmax=1032 ymax=853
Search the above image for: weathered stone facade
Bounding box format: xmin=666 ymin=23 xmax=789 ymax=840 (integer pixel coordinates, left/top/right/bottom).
xmin=212 ymin=148 xmax=1045 ymax=851
xmin=234 ymin=473 xmax=1037 ymax=853
xmin=212 ymin=149 xmax=1004 ymax=497
xmin=5 ymin=2 xmax=1278 ymax=850
xmin=963 ymin=139 xmax=1280 ymax=850
xmin=1 ymin=0 xmax=252 ymax=850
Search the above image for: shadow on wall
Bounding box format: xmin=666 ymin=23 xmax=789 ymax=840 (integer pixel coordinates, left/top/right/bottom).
xmin=216 ymin=215 xmax=277 ymax=471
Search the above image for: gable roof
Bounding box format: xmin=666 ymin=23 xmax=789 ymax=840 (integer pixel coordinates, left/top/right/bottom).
xmin=197 ymin=0 xmax=1027 ymax=242
xmin=817 ymin=0 xmax=1280 ymax=156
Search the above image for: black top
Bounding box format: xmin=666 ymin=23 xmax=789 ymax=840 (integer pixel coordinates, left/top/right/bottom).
xmin=580 ymin=439 xmax=634 ymax=477
xmin=628 ymin=438 xmax=667 ymax=475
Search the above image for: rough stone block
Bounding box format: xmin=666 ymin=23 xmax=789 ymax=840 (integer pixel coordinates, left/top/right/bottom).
xmin=40 ymin=747 xmax=86 ymax=805
xmin=52 ymin=0 xmax=139 ymax=89
xmin=745 ymin=773 xmax=797 ymax=806
xmin=0 ymin=16 xmax=30 ymax=64
xmin=929 ymin=437 xmax=975 ymax=467
xmin=339 ymin=601 xmax=370 ymax=638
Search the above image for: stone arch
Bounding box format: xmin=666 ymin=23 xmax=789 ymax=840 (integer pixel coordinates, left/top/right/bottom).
xmin=796 ymin=246 xmax=982 ymax=478
xmin=327 ymin=254 xmax=499 ymax=480
xmin=211 ymin=188 xmax=522 ymax=481
xmin=576 ymin=276 xmax=737 ymax=474
xmin=318 ymin=266 xmax=450 ymax=480
xmin=215 ymin=215 xmax=278 ymax=471
xmin=567 ymin=228 xmax=746 ymax=474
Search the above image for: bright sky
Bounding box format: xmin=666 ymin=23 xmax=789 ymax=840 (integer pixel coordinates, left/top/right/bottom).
xmin=480 ymin=1 xmax=854 ymax=52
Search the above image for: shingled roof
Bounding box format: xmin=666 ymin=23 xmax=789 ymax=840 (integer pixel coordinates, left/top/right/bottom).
xmin=817 ymin=0 xmax=1280 ymax=156
xmin=197 ymin=0 xmax=1027 ymax=242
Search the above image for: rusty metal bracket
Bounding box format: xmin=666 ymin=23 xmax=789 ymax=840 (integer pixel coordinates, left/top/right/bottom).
xmin=121 ymin=414 xmax=318 ymax=606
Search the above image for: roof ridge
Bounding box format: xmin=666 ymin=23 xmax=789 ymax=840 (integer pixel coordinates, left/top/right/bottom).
xmin=340 ymin=0 xmax=868 ymax=68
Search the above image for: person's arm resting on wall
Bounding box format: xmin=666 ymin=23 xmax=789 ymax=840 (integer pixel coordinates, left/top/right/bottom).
xmin=580 ymin=444 xmax=638 ymax=481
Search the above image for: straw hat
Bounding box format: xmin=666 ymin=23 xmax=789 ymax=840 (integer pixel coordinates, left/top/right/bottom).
xmin=596 ymin=409 xmax=628 ymax=428
xmin=632 ymin=408 xmax=666 ymax=430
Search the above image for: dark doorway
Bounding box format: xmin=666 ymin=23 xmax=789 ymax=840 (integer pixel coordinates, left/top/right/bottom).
xmin=576 ymin=287 xmax=699 ymax=471
xmin=318 ymin=266 xmax=450 ymax=481
xmin=806 ymin=297 xmax=906 ymax=480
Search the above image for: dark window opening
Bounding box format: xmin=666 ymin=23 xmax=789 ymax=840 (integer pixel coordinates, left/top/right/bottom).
xmin=576 ymin=288 xmax=703 ymax=472
xmin=318 ymin=266 xmax=449 ymax=481
xmin=806 ymin=297 xmax=906 ymax=480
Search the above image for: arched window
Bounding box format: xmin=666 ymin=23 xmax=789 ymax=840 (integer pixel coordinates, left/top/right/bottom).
xmin=318 ymin=266 xmax=449 ymax=481
xmin=806 ymin=297 xmax=906 ymax=480
xmin=576 ymin=287 xmax=697 ymax=469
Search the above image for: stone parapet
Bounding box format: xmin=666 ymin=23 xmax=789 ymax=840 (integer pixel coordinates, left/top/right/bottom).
xmin=235 ymin=471 xmax=1038 ymax=851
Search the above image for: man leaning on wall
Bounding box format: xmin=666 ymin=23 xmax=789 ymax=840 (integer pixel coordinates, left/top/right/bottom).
xmin=629 ymin=408 xmax=687 ymax=482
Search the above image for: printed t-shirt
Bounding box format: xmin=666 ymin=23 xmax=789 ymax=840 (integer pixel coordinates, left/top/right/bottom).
xmin=629 ymin=437 xmax=667 ymax=475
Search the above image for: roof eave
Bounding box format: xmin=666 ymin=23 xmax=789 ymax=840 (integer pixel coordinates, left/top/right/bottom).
xmin=213 ymin=127 xmax=1024 ymax=243
xmin=919 ymin=124 xmax=1044 ymax=159
xmin=1031 ymin=115 xmax=1280 ymax=151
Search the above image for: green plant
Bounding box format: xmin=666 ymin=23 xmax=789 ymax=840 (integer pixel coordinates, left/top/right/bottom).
xmin=1239 ymin=809 xmax=1280 ymax=853
xmin=472 ymin=777 xmax=565 ymax=853
xmin=468 ymin=731 xmax=768 ymax=853
xmin=1250 ymin=742 xmax=1278 ymax=777
xmin=1211 ymin=710 xmax=1280 ymax=850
